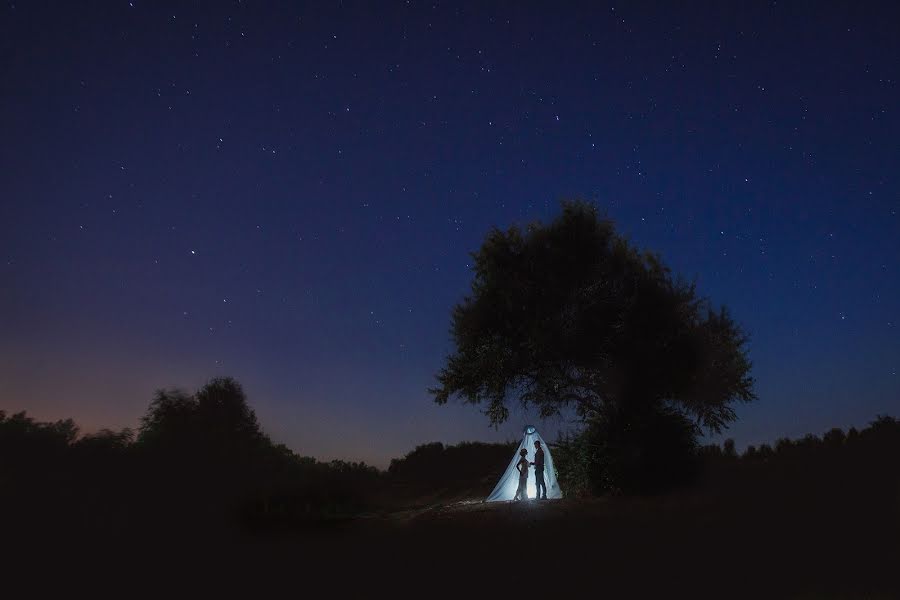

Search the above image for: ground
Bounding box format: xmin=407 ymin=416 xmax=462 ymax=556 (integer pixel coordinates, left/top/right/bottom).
xmin=10 ymin=465 xmax=899 ymax=598
xmin=220 ymin=491 xmax=898 ymax=598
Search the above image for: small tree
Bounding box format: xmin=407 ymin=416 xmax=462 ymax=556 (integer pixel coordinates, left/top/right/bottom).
xmin=723 ymin=438 xmax=737 ymax=459
xmin=823 ymin=428 xmax=846 ymax=448
xmin=136 ymin=377 xmax=273 ymax=499
xmin=757 ymin=443 xmax=774 ymax=460
xmin=775 ymin=437 xmax=794 ymax=455
xmin=138 ymin=377 xmax=266 ymax=456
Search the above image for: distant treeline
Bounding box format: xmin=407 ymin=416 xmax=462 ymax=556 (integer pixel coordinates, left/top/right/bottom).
xmin=0 ymin=378 xmax=384 ymax=541
xmin=387 ymin=440 xmax=517 ymax=503
xmin=701 ymin=416 xmax=900 ymax=462
xmin=0 ymin=377 xmax=519 ymax=540
xmin=686 ymin=415 xmax=900 ymax=523
xmin=2 ymin=377 xmax=898 ymax=540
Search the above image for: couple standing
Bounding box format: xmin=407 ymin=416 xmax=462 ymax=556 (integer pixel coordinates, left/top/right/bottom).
xmin=514 ymin=440 xmax=547 ymax=501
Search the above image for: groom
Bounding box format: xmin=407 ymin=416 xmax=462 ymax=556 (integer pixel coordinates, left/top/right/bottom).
xmin=532 ymin=440 xmax=547 ymax=500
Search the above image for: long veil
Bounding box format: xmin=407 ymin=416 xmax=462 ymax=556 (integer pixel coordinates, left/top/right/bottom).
xmin=486 ymin=427 xmax=563 ymax=502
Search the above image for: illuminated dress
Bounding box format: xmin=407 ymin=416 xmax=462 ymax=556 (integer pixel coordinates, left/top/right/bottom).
xmin=486 ymin=425 xmax=563 ymax=502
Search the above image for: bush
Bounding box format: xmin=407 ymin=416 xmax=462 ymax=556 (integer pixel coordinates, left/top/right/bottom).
xmin=556 ymin=403 xmax=700 ymax=495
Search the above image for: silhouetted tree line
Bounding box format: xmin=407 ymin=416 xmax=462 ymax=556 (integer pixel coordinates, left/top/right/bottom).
xmin=0 ymin=378 xmax=382 ymax=540
xmin=387 ymin=440 xmax=516 ymax=503
xmin=0 ymin=378 xmax=537 ymax=539
xmin=4 ymin=374 xmax=897 ymax=545
xmin=689 ymin=415 xmax=900 ymax=539
xmin=555 ymin=413 xmax=900 ymax=497
xmin=700 ymin=415 xmax=900 ymax=464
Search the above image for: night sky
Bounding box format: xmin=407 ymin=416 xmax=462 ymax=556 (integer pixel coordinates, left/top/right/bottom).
xmin=1 ymin=1 xmax=898 ymax=468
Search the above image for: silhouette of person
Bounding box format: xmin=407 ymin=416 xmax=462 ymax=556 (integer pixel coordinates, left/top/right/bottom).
xmin=532 ymin=440 xmax=547 ymax=500
xmin=514 ymin=448 xmax=530 ymax=501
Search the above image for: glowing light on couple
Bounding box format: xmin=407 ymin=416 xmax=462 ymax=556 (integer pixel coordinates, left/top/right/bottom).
xmin=486 ymin=425 xmax=563 ymax=502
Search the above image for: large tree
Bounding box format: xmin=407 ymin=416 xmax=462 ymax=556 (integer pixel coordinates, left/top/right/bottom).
xmin=431 ymin=201 xmax=755 ymax=438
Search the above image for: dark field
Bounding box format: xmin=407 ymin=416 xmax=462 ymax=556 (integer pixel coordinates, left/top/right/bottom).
xmin=244 ymin=462 xmax=899 ymax=597
xmin=13 ymin=456 xmax=898 ymax=598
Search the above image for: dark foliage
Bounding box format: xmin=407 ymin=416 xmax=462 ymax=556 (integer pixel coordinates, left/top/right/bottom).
xmin=555 ymin=404 xmax=700 ymax=495
xmin=387 ymin=440 xmax=516 ymax=503
xmin=694 ymin=416 xmax=900 ymax=520
xmin=0 ymin=378 xmax=384 ymax=544
xmin=431 ymin=201 xmax=755 ymax=431
xmin=431 ymin=200 xmax=755 ymax=493
xmin=717 ymin=414 xmax=900 ymax=464
xmin=0 ymin=410 xmax=78 ymax=481
xmin=388 ymin=440 xmax=516 ymax=483
xmin=2 ymin=378 xmax=530 ymax=541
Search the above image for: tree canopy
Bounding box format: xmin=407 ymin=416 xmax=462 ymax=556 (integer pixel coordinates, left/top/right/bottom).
xmin=431 ymin=201 xmax=756 ymax=434
xmin=139 ymin=377 xmax=264 ymax=449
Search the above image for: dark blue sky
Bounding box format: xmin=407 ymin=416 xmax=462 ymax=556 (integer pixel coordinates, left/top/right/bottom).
xmin=1 ymin=1 xmax=898 ymax=467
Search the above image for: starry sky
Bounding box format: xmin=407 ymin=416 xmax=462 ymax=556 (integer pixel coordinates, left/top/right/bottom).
xmin=1 ymin=1 xmax=898 ymax=468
